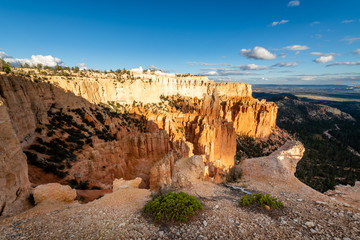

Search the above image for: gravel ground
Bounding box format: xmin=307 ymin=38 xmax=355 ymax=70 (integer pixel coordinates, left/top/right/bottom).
xmin=0 ymin=182 xmax=359 ymax=240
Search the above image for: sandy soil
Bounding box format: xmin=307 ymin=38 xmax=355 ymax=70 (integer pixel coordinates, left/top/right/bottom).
xmin=0 ymin=180 xmax=359 ymax=240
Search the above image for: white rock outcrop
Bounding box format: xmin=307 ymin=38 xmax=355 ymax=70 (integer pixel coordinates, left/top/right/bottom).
xmin=113 ymin=177 xmax=142 ymax=192
xmin=172 ymin=155 xmax=206 ymax=188
xmin=33 ymin=183 xmax=77 ymax=204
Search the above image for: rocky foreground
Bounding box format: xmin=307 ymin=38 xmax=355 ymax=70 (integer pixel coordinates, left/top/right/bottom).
xmin=0 ymin=141 xmax=359 ymax=240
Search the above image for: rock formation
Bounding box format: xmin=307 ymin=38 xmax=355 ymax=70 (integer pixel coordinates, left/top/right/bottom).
xmin=33 ymin=183 xmax=77 ymax=204
xmin=0 ymin=69 xmax=279 ymax=215
xmin=171 ymin=155 xmax=206 ymax=189
xmin=113 ymin=177 xmax=142 ymax=191
xmin=239 ymin=141 xmax=324 ymax=198
xmin=45 ymin=71 xmax=252 ymax=104
xmin=0 ymin=97 xmax=30 ymax=217
xmin=324 ymin=181 xmax=360 ymax=209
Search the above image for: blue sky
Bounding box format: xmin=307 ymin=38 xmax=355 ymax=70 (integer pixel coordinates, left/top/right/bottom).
xmin=1 ymin=0 xmax=360 ymax=85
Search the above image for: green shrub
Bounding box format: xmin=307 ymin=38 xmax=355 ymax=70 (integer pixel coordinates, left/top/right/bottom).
xmin=143 ymin=192 xmax=203 ymax=222
xmin=239 ymin=193 xmax=284 ymax=209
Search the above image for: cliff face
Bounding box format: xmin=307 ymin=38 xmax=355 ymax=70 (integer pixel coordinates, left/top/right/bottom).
xmin=45 ymin=75 xmax=252 ymax=105
xmin=0 ymin=98 xmax=30 ymax=216
xmin=69 ymin=131 xmax=179 ymax=188
xmin=0 ymin=72 xmax=278 ymax=215
xmin=0 ymin=75 xmax=90 ymax=144
xmin=221 ymin=98 xmax=278 ymax=138
xmin=48 ymin=76 xmax=210 ymax=104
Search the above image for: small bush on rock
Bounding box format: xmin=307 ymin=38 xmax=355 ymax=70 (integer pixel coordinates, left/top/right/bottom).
xmin=239 ymin=193 xmax=284 ymax=209
xmin=143 ymin=192 xmax=203 ymax=222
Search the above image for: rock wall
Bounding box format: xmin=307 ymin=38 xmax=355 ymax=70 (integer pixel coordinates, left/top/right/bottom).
xmin=69 ymin=131 xmax=179 ymax=188
xmin=221 ymin=98 xmax=278 ymax=138
xmin=0 ymin=72 xmax=278 ymax=215
xmin=0 ymin=97 xmax=30 ymax=216
xmin=46 ymin=75 xmax=252 ymax=104
xmin=0 ymin=75 xmax=90 ymax=144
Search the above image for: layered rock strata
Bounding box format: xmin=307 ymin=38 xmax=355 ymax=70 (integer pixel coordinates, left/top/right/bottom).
xmin=0 ymin=71 xmax=278 ymax=215
xmin=0 ymin=97 xmax=30 ymax=216
xmin=46 ymin=73 xmax=252 ymax=104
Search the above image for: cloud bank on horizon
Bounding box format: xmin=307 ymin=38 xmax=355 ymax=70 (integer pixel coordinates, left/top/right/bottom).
xmin=0 ymin=51 xmax=63 ymax=68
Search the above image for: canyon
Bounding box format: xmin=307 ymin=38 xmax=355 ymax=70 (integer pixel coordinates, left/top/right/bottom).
xmin=0 ymin=68 xmax=277 ymax=216
xmin=0 ymin=68 xmax=359 ymax=240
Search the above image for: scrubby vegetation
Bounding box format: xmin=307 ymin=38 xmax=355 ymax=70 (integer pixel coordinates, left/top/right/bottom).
xmin=6 ymin=64 xmax=151 ymax=84
xmin=253 ymin=92 xmax=360 ymax=192
xmin=239 ymin=193 xmax=284 ymax=209
xmin=24 ymin=103 xmax=152 ymax=178
xmin=67 ymin=179 xmax=90 ymax=190
xmin=143 ymin=192 xmax=203 ymax=222
xmin=0 ymin=59 xmax=11 ymax=74
xmin=235 ymin=134 xmax=288 ymax=164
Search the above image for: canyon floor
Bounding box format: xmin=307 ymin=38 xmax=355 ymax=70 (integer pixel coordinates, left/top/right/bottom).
xmin=1 ymin=143 xmax=359 ymax=240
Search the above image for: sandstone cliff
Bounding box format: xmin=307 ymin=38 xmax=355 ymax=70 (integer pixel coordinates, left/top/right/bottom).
xmin=0 ymin=74 xmax=90 ymax=144
xmin=0 ymin=70 xmax=279 ymax=216
xmin=0 ymin=97 xmax=30 ymax=216
xmin=42 ymin=71 xmax=252 ymax=105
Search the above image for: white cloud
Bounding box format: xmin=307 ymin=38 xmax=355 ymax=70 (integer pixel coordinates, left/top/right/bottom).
xmin=309 ymin=52 xmax=340 ymax=56
xmin=201 ymin=67 xmax=261 ymax=76
xmin=271 ymin=20 xmax=289 ymax=27
xmin=283 ymin=45 xmax=310 ymax=51
xmin=147 ymin=65 xmax=160 ymax=70
xmin=77 ymin=63 xmax=87 ymax=70
xmin=205 ymin=71 xmax=218 ymax=76
xmin=312 ymin=34 xmax=323 ymax=39
xmin=202 ymin=69 xmax=257 ymax=76
xmin=290 ymin=72 xmax=360 ymax=83
xmin=353 ymin=49 xmax=360 ymax=55
xmin=187 ymin=62 xmax=230 ymax=66
xmin=310 ymin=21 xmax=320 ymax=26
xmin=301 ymin=76 xmax=315 ymax=81
xmin=278 ymin=53 xmax=287 ymax=58
xmin=342 ymin=37 xmax=360 ymax=44
xmin=309 ymin=52 xmax=324 ymax=55
xmin=341 ymin=20 xmax=354 ymax=24
xmin=189 ymin=62 xmax=270 ymax=71
xmin=0 ymin=51 xmax=63 ymax=67
xmin=314 ymin=55 xmax=334 ymax=63
xmin=327 ymin=61 xmax=360 ymax=67
xmin=288 ymin=1 xmax=300 ymax=7
xmin=240 ymin=46 xmax=276 ymax=60
xmin=0 ymin=51 xmax=9 ymax=58
xmin=233 ymin=64 xmax=270 ymax=70
xmin=272 ymin=62 xmax=298 ymax=67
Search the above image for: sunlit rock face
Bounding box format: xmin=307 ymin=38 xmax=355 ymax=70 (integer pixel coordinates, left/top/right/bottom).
xmin=0 ymin=71 xmax=278 ymax=215
xmin=0 ymin=97 xmax=30 ymax=217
